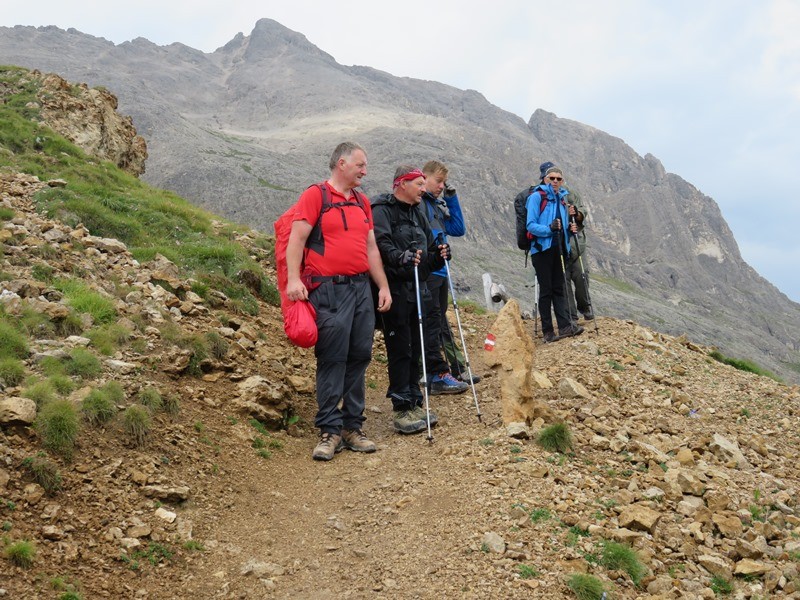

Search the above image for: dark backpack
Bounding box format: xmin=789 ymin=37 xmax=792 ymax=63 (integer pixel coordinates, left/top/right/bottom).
xmin=514 ymin=187 xmax=548 ymax=250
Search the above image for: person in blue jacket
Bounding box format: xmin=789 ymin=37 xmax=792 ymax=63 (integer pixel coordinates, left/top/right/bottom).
xmin=527 ymin=165 xmax=584 ymax=342
xmin=420 ymin=160 xmax=471 ymax=393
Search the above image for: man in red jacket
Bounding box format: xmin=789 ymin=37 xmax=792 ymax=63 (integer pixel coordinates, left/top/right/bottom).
xmin=286 ymin=142 xmax=391 ymax=461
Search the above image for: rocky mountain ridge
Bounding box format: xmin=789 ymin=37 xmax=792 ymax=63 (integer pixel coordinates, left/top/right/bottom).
xmin=1 ymin=20 xmax=798 ymax=383
xmin=0 ymin=69 xmax=799 ymax=599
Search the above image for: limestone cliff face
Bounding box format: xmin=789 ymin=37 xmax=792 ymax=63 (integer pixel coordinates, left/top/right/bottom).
xmin=1 ymin=21 xmax=798 ymax=382
xmin=32 ymin=70 xmax=147 ymax=175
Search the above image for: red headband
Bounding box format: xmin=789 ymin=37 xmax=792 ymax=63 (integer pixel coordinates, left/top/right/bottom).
xmin=392 ymin=169 xmax=426 ymax=189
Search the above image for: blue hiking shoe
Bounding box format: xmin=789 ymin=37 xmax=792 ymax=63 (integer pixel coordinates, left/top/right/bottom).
xmin=430 ymin=372 xmax=468 ymax=395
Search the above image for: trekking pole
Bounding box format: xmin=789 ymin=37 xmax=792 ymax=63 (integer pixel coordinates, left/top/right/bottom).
xmin=556 ymin=223 xmax=578 ymax=332
xmin=412 ymin=254 xmax=434 ymax=443
xmin=570 ymin=215 xmax=599 ymax=333
xmin=438 ymin=236 xmax=482 ymax=422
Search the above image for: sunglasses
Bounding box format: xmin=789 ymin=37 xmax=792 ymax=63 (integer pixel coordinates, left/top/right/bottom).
xmin=547 ymin=176 xmax=563 ymax=182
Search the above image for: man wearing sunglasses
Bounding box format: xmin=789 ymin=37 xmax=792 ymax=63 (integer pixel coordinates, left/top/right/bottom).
xmin=526 ymin=164 xmax=584 ymax=342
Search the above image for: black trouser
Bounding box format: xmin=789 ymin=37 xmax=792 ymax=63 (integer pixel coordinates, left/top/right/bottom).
xmin=381 ymin=281 xmax=448 ymax=410
xmin=429 ymin=274 xmax=465 ymax=374
xmin=309 ymin=277 xmax=374 ymax=434
xmin=422 ymin=274 xmax=453 ymax=378
xmin=531 ymin=246 xmax=571 ymax=335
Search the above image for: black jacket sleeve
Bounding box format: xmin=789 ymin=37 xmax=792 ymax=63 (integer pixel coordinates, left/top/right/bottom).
xmin=373 ymin=203 xmax=413 ymax=282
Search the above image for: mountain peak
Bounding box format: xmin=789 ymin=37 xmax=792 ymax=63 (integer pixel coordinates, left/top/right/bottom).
xmin=225 ymin=18 xmax=335 ymax=63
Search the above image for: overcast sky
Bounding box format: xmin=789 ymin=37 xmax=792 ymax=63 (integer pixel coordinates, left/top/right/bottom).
xmin=5 ymin=0 xmax=800 ymax=302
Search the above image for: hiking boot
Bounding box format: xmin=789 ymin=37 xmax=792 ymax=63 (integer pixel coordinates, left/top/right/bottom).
xmin=342 ymin=429 xmax=377 ymax=453
xmin=430 ymin=372 xmax=468 ymax=395
xmin=456 ymin=371 xmax=481 ymax=384
xmin=582 ymin=311 xmax=595 ymax=321
xmin=393 ymin=409 xmax=427 ymax=434
xmin=559 ymin=324 xmax=585 ymax=338
xmin=312 ymin=432 xmax=343 ymax=461
xmin=543 ymin=331 xmax=557 ymax=343
xmin=411 ymin=404 xmax=438 ymax=426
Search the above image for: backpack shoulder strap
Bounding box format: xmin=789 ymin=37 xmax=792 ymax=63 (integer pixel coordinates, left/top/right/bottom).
xmin=305 ymin=183 xmax=330 ymax=255
xmin=538 ymin=189 xmax=548 ymax=214
xmin=351 ymin=189 xmax=367 ymax=212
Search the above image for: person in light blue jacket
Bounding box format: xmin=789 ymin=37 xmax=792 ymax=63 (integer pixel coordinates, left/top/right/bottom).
xmin=527 ymin=165 xmax=584 ymax=342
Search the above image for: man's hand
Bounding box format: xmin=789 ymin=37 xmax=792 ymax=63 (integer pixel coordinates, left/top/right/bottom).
xmin=569 ymin=221 xmax=579 ymax=234
xmin=399 ymin=248 xmax=422 ymax=267
xmin=376 ymin=287 xmax=392 ymax=313
xmin=438 ymin=243 xmax=451 ymax=261
xmin=286 ymin=278 xmax=308 ymax=302
xmin=568 ymin=204 xmax=577 ymax=216
xmin=443 ymin=182 xmax=456 ymax=198
xmin=549 ymin=218 xmax=562 ymax=231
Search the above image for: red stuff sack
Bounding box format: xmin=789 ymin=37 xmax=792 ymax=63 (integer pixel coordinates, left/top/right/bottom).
xmin=283 ymin=299 xmax=318 ymax=348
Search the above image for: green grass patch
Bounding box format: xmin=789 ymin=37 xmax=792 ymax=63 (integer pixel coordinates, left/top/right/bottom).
xmin=22 ymin=455 xmax=62 ymax=495
xmin=600 ymin=540 xmax=647 ymax=586
xmin=137 ymin=386 xmax=163 ymax=412
xmin=710 ymin=575 xmax=733 ymax=595
xmin=456 ymin=299 xmax=487 ymax=315
xmin=123 ymin=405 xmax=152 ymax=447
xmin=183 ymin=540 xmax=204 ymax=552
xmin=81 ymin=389 xmax=117 ymax=427
xmin=86 ymin=323 xmax=132 ymax=355
xmin=0 ymin=357 xmax=26 ymax=386
xmin=49 ymin=375 xmax=75 ymax=397
xmin=537 ymin=422 xmax=573 ymax=453
xmin=23 ymin=378 xmax=57 ymax=407
xmin=249 ymin=418 xmax=270 ymax=436
xmin=3 ymin=539 xmax=36 ymax=568
xmin=40 ymin=355 xmax=67 ymax=377
xmin=52 ymin=278 xmax=117 ymax=325
xmin=64 ymin=347 xmax=102 ymax=379
xmin=708 ymin=350 xmax=779 ymax=381
xmin=566 ymin=573 xmax=607 ymax=600
xmin=163 ymin=394 xmax=180 ymax=417
xmin=592 ymin=273 xmax=640 ymax=294
xmin=205 ymin=331 xmax=229 ymax=360
xmin=18 ymin=307 xmax=55 ymax=338
xmin=30 ymin=263 xmax=55 ymax=282
xmin=0 ymin=319 xmax=29 ymax=359
xmin=36 ymin=400 xmax=79 ymax=460
xmin=529 ymin=507 xmax=552 ymax=524
xmin=517 ymin=564 xmax=539 ymax=579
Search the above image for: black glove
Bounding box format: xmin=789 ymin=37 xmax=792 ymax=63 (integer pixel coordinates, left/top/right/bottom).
xmin=443 ymin=183 xmax=456 ymax=198
xmin=441 ymin=243 xmax=452 ymax=261
xmin=435 ymin=198 xmax=451 ymax=219
xmin=399 ymin=249 xmax=417 ymax=267
xmin=549 ymin=218 xmax=562 ymax=231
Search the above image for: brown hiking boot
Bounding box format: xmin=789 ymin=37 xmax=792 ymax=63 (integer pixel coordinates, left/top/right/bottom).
xmin=312 ymin=432 xmax=343 ymax=461
xmin=341 ymin=429 xmax=377 ymax=453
